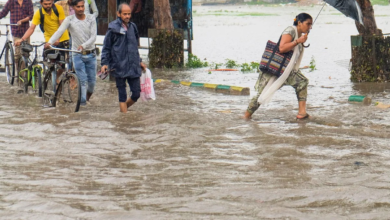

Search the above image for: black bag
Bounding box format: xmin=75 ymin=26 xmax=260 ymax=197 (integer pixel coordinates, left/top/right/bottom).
xmin=39 ymin=4 xmax=59 ymax=33
xmin=21 ymin=41 xmax=33 ymax=53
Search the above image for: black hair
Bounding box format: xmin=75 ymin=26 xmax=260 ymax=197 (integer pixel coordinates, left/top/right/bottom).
xmin=293 ymin=13 xmax=312 ymax=26
xmin=41 ymin=0 xmax=52 ymax=3
xmin=70 ymin=0 xmax=84 ymax=7
xmin=118 ymin=3 xmax=131 ymax=13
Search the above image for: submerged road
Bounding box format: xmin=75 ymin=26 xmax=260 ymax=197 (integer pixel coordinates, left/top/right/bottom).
xmin=1 ymin=4 xmax=390 ymax=219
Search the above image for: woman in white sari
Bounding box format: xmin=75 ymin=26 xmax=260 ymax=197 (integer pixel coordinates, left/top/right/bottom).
xmin=244 ymin=13 xmax=313 ymax=120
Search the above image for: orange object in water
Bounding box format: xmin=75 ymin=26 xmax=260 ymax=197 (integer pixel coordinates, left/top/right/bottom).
xmin=208 ymin=69 xmax=238 ymax=71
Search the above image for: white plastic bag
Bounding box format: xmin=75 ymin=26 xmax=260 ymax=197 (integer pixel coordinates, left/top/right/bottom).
xmin=140 ymin=68 xmax=156 ymax=102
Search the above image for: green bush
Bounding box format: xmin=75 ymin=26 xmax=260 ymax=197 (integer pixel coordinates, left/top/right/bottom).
xmin=241 ymin=62 xmax=260 ymax=72
xmin=309 ymin=56 xmax=317 ymax=72
xmin=240 ymin=63 xmax=252 ymax=72
xmin=250 ymin=62 xmax=259 ymax=71
xmin=225 ymin=59 xmax=239 ymax=68
xmin=186 ymin=54 xmax=208 ymax=68
xmin=209 ymin=62 xmax=223 ymax=69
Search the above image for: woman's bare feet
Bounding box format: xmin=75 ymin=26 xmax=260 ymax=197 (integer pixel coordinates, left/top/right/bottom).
xmin=296 ymin=113 xmax=310 ymax=120
xmin=243 ymin=111 xmax=252 ymax=121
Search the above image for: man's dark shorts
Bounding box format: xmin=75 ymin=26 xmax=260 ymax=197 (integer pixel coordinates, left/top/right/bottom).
xmin=115 ymin=77 xmax=141 ymax=103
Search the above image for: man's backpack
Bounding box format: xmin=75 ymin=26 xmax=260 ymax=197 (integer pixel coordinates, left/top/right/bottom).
xmin=39 ymin=4 xmax=60 ymax=33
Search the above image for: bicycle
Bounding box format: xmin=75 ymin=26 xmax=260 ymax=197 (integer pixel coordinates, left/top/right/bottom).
xmin=17 ymin=42 xmax=45 ymax=96
xmin=42 ymin=45 xmax=82 ymax=112
xmin=0 ymin=24 xmax=18 ymax=85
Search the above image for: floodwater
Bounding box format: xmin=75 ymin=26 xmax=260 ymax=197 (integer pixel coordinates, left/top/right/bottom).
xmin=1 ymin=4 xmax=390 ymax=220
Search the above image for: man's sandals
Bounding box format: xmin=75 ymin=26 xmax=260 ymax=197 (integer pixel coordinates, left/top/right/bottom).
xmin=296 ymin=113 xmax=310 ymax=120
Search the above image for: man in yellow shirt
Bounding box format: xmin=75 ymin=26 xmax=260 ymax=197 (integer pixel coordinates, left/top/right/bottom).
xmin=15 ymin=0 xmax=69 ymax=46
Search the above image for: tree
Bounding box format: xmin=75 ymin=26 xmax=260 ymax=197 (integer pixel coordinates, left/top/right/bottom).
xmin=153 ymin=0 xmax=173 ymax=30
xmin=149 ymin=0 xmax=184 ymax=68
xmin=354 ymin=0 xmax=382 ymax=36
xmin=351 ymin=0 xmax=390 ymax=82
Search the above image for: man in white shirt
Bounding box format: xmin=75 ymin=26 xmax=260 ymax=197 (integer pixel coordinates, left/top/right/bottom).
xmin=46 ymin=0 xmax=97 ymax=106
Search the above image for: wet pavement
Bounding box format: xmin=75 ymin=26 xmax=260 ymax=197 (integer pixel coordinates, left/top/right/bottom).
xmin=1 ymin=4 xmax=390 ymax=220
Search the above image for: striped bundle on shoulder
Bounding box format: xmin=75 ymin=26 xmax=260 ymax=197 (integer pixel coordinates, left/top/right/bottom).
xmin=259 ymin=40 xmax=293 ymax=77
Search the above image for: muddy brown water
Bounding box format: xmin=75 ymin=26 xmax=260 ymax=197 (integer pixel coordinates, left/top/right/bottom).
xmin=1 ymin=5 xmax=390 ymax=220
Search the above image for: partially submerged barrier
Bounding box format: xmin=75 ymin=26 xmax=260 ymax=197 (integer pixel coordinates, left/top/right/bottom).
xmin=153 ymin=79 xmax=250 ymax=95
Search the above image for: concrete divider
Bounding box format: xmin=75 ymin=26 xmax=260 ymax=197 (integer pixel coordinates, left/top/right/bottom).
xmin=203 ymin=83 xmax=218 ymax=89
xmin=153 ymin=79 xmax=250 ymax=96
xmin=230 ymin=86 xmax=250 ymax=96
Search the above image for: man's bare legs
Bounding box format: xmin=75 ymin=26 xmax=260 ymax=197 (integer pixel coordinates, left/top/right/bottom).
xmin=119 ymin=98 xmax=136 ymax=113
xmin=119 ymin=102 xmax=128 ymax=113
xmin=126 ymin=98 xmax=135 ymax=108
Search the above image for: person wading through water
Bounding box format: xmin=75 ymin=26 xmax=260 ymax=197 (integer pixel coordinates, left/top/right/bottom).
xmin=243 ymin=13 xmax=313 ymax=120
xmin=15 ymin=0 xmax=70 ymax=92
xmin=101 ymin=3 xmax=146 ymax=113
xmin=46 ymin=0 xmax=97 ymax=106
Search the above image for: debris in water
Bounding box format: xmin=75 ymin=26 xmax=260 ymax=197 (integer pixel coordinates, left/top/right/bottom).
xmin=375 ymin=102 xmax=390 ymax=109
xmin=354 ymin=161 xmax=367 ymax=166
xmin=348 ymin=95 xmax=371 ymax=106
xmin=216 ymin=110 xmax=232 ymax=114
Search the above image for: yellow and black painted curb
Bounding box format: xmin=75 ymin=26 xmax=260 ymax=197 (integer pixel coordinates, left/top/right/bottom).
xmin=153 ymin=79 xmax=250 ymax=96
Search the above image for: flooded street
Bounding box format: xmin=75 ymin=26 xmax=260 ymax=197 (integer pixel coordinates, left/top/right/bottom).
xmin=1 ymin=4 xmax=390 ymax=219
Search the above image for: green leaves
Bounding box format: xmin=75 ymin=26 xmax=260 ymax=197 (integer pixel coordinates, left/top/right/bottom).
xmin=186 ymin=54 xmax=208 ymax=68
xmin=309 ymin=56 xmax=317 ymax=72
xmin=225 ymin=59 xmax=239 ymax=68
xmin=241 ymin=62 xmax=259 ymax=72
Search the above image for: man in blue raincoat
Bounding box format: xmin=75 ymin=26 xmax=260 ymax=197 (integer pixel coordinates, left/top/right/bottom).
xmin=101 ymin=2 xmax=146 ymax=113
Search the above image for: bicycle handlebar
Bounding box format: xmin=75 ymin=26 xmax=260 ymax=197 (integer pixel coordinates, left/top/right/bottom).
xmin=30 ymin=42 xmax=46 ymax=47
xmin=49 ymin=45 xmax=82 ymax=54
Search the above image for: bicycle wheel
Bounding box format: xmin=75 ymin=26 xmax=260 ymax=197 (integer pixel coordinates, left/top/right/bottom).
xmin=34 ymin=67 xmax=43 ymax=97
xmin=17 ymin=57 xmax=28 ymax=93
xmin=42 ymin=69 xmax=54 ymax=107
xmin=5 ymin=43 xmax=15 ymax=85
xmin=53 ymin=73 xmax=81 ymax=112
